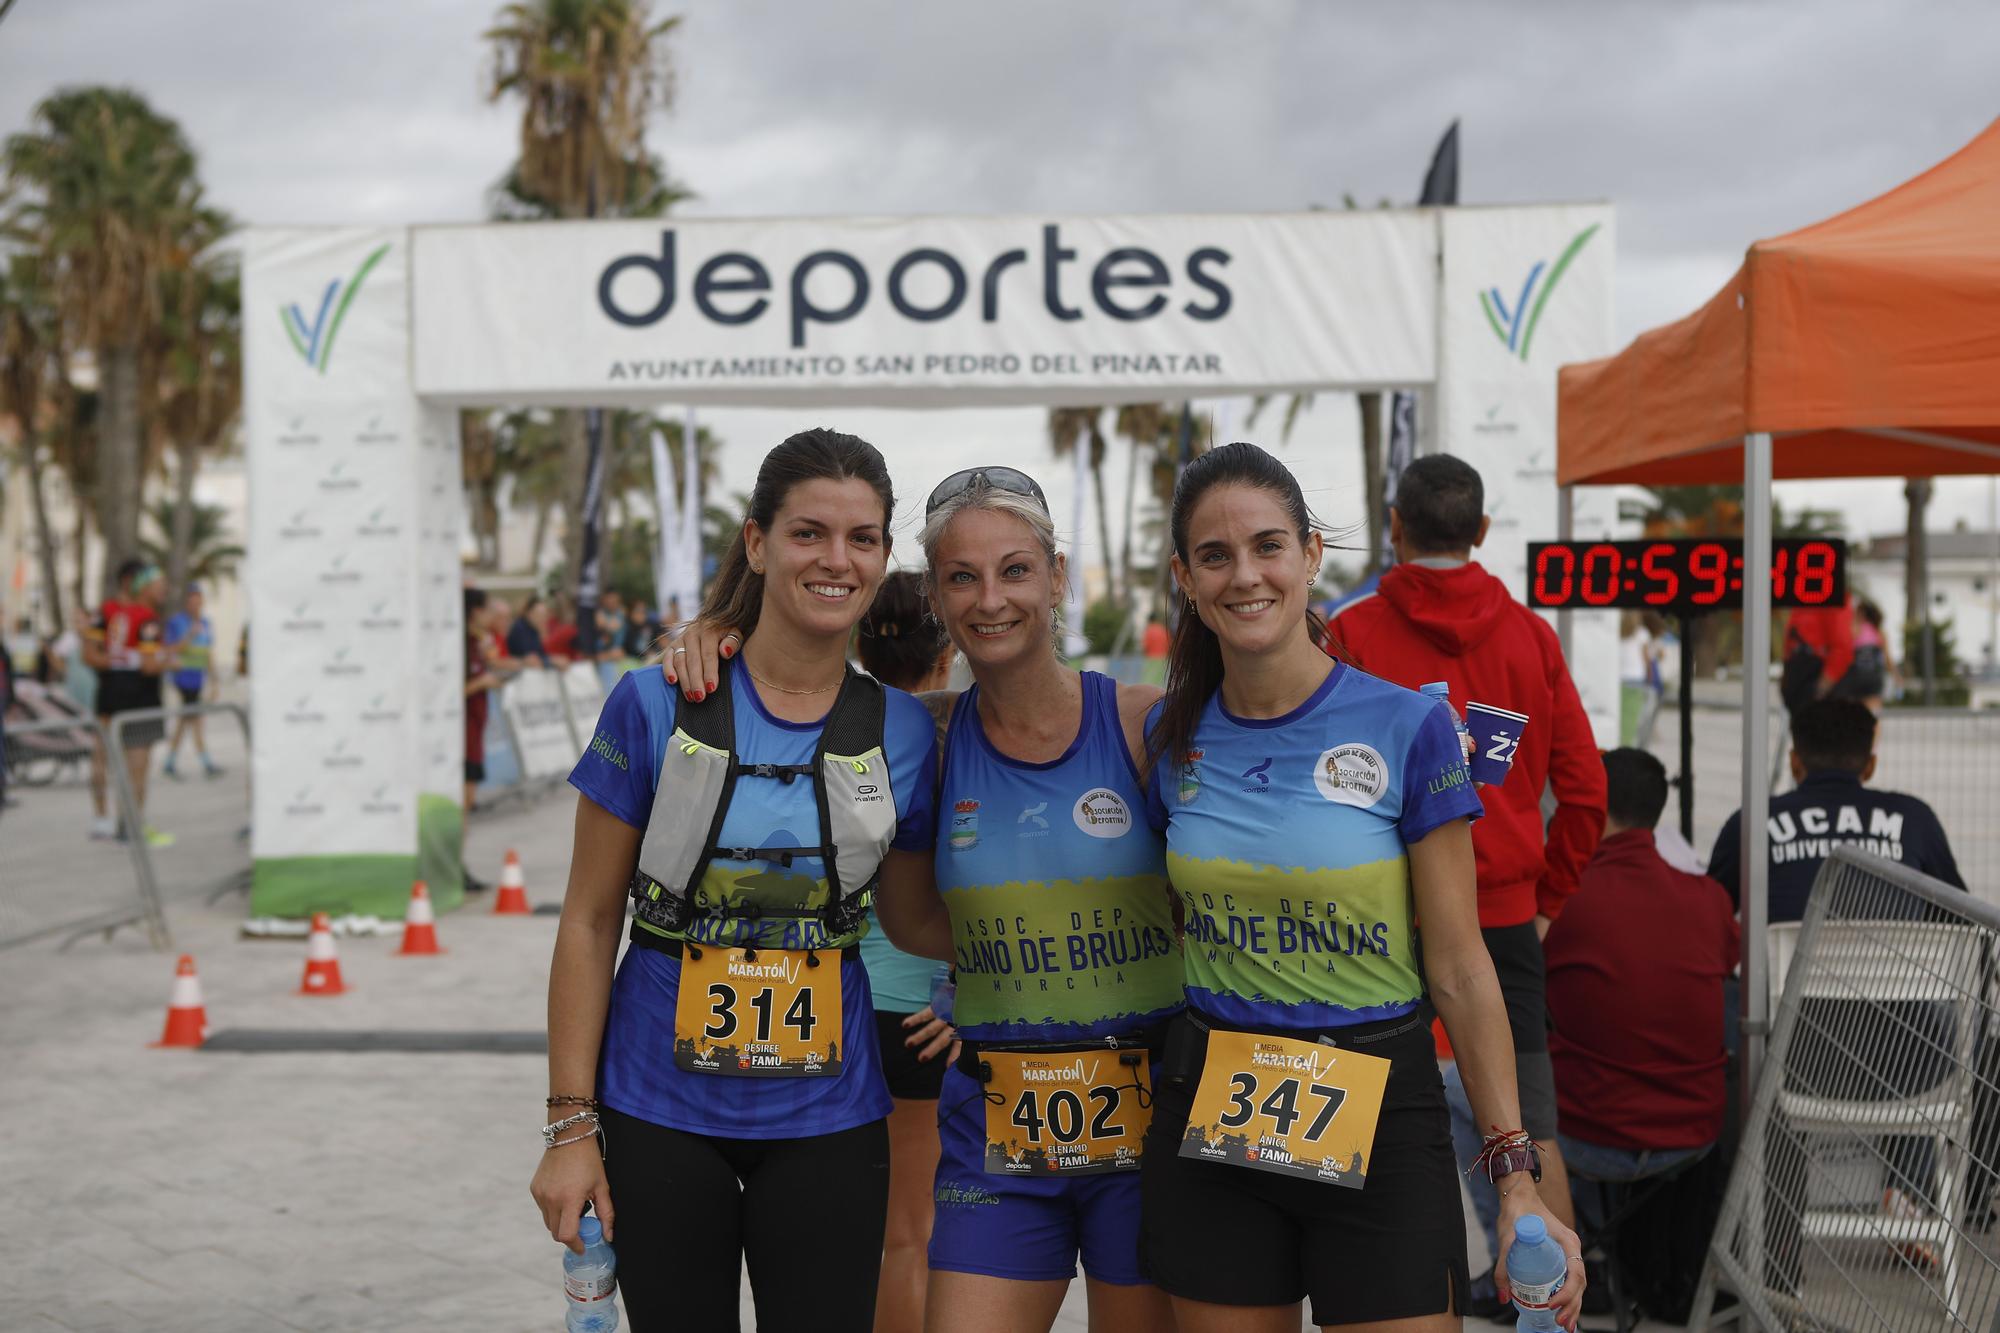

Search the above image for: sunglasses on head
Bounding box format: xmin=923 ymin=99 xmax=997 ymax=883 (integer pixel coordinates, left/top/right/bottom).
xmin=925 ymin=467 xmax=1050 ymax=518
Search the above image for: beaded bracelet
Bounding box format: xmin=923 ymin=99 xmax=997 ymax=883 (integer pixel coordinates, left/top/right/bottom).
xmin=543 ymin=1109 xmax=601 ymax=1149
xmin=546 ymin=1094 xmax=600 ymax=1108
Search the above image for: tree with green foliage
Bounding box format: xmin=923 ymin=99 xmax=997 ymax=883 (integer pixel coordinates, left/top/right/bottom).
xmin=4 ymin=87 xmax=211 ymax=596
xmin=140 ymin=497 xmax=242 ymax=590
xmin=484 ymin=1 xmax=691 ymax=612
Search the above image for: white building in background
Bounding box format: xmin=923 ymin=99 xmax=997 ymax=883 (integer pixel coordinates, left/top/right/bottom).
xmin=1849 ymin=526 xmax=2000 ymax=678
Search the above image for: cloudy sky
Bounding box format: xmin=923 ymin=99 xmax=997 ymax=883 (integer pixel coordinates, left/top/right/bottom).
xmin=5 ymin=0 xmax=1999 ymax=564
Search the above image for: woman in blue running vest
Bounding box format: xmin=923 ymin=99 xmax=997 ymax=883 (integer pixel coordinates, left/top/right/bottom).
xmin=667 ymin=467 xmax=1184 ymax=1331
xmin=1136 ymin=444 xmax=1585 ymax=1333
xmin=533 ymin=429 xmax=941 ymax=1333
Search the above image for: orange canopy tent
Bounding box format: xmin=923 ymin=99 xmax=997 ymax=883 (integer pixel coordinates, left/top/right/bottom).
xmin=1554 ymin=117 xmax=2000 ymax=1118
xmin=1558 ymin=116 xmax=2000 ymax=488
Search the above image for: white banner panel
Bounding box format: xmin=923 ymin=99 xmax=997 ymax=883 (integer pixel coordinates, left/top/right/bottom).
xmin=245 ymin=228 xmax=422 ymax=866
xmin=411 ymin=213 xmax=1439 ymax=408
xmin=562 ymin=661 xmax=609 ymax=749
xmin=1437 ymin=205 xmax=1621 ymax=745
xmin=502 ymin=670 xmax=580 ymax=781
xmin=417 ymin=405 xmax=465 ymax=802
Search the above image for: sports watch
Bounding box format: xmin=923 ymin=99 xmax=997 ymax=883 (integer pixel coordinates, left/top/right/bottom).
xmin=1485 ymin=1140 xmax=1543 ymax=1184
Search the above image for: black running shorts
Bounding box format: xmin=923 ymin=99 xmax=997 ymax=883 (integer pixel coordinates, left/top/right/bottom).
xmin=1139 ymin=1013 xmax=1469 ymax=1325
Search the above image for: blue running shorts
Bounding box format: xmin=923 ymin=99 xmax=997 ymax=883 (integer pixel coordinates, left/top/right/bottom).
xmin=927 ymin=1064 xmax=1151 ymax=1285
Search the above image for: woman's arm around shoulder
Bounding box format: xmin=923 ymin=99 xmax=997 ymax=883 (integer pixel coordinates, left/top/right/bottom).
xmin=1114 ymin=682 xmax=1164 ymax=775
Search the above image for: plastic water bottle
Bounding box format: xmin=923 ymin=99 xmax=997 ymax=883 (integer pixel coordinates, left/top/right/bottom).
xmin=564 ymin=1214 xmax=619 ymax=1332
xmin=1508 ymin=1214 xmax=1567 ymax=1333
xmin=1420 ymin=681 xmax=1473 ymax=760
xmin=929 ymin=965 xmax=956 ymax=1025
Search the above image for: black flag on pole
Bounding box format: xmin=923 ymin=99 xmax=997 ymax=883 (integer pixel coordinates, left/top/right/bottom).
xmin=1382 ymin=121 xmax=1461 ymax=565
xmin=574 ymin=407 xmax=609 ymax=656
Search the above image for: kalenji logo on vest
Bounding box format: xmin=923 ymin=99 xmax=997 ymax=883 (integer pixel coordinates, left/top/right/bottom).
xmin=597 ymin=225 xmax=1234 ymax=349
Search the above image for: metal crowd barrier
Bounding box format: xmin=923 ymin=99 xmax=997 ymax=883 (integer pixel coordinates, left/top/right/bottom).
xmin=1694 ymin=847 xmax=2000 ymax=1331
xmin=0 ymin=702 xmax=250 ymax=952
xmin=475 ymin=666 xmax=612 ymax=813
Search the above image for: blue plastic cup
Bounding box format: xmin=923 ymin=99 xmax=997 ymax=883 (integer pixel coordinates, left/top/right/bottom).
xmin=1464 ymin=702 xmax=1529 ymax=786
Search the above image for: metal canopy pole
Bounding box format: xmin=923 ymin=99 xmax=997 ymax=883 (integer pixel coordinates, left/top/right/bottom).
xmin=1679 ymin=614 xmax=1696 ymax=844
xmin=1740 ymin=431 xmax=1774 ymax=1112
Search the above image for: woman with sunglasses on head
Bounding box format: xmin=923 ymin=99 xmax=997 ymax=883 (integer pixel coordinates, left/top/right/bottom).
xmin=1136 ymin=444 xmax=1585 ymax=1333
xmin=533 ymin=428 xmax=942 ymax=1332
xmin=669 ymin=465 xmax=1184 ymax=1333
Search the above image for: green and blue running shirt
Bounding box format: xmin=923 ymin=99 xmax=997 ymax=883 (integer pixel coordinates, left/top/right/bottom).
xmin=1144 ymin=662 xmax=1481 ymax=1031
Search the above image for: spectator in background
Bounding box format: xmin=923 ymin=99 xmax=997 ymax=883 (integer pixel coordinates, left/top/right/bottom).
xmin=1708 ymin=698 xmax=1963 ymax=921
xmin=463 ymin=588 xmax=507 ymax=893
xmin=506 ymin=595 xmax=554 ymax=668
xmin=1327 ymin=452 xmax=1606 ymax=1251
xmin=1546 ymin=749 xmax=1736 ymax=1227
xmin=621 ymin=597 xmax=664 ymax=661
xmin=1834 ymin=599 xmax=1896 ymax=713
xmin=543 ymin=592 xmax=580 ymax=663
xmin=1780 ymin=596 xmax=1855 ymax=717
xmin=594 ymin=589 xmax=625 ymax=661
xmin=84 ymin=561 xmax=173 ymax=845
xmin=486 ymin=596 xmax=514 ymax=663
xmin=162 ymin=585 xmax=222 ymax=779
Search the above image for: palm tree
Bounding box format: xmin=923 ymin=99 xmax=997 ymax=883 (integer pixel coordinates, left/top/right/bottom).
xmin=4 ymin=87 xmax=207 ymax=596
xmin=140 ymin=497 xmax=242 ymax=589
xmin=0 ymin=251 xmax=67 ymax=632
xmin=484 ymin=1 xmax=690 ymax=610
xmin=151 ymin=230 xmax=240 ymax=604
xmin=1048 ymin=407 xmax=1121 ymax=609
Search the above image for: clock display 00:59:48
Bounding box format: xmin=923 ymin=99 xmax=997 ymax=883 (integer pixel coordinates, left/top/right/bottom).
xmin=1525 ymin=538 xmax=1845 ymax=612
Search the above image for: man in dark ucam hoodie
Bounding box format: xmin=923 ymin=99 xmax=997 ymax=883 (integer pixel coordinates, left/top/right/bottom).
xmin=1328 ymin=454 xmax=1606 ymax=1240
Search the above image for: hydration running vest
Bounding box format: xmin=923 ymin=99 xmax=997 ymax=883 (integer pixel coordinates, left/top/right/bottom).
xmin=630 ymin=663 xmax=897 ymax=941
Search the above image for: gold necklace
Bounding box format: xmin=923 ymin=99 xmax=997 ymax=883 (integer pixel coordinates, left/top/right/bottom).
xmin=746 ymin=665 xmax=843 ymax=696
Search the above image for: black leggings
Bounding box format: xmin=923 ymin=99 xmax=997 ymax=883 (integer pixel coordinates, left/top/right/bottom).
xmin=600 ymin=1106 xmax=890 ymax=1332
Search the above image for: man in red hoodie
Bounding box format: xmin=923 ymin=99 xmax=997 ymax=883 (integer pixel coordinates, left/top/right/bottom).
xmin=1328 ymin=454 xmax=1606 ymax=1231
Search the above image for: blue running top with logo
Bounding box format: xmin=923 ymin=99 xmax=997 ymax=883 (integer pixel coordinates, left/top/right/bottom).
xmin=936 ymin=671 xmax=1182 ymax=1044
xmin=1144 ymin=662 xmax=1481 ymax=1031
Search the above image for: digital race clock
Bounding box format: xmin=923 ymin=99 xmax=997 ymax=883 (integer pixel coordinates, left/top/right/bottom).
xmin=1524 ymin=538 xmax=1847 ymax=612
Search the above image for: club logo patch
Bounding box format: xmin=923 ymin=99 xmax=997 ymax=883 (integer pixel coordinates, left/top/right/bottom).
xmin=950 ymin=799 xmax=980 ymax=851
xmin=1313 ymin=743 xmax=1388 ymax=808
xmin=1072 ymin=788 xmax=1133 ymax=838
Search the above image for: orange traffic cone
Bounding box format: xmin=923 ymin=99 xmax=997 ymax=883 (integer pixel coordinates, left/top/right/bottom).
xmin=493 ymin=849 xmax=531 ymax=915
xmin=397 ymin=881 xmax=444 ymax=956
xmin=152 ymin=954 xmax=209 ymax=1048
xmin=299 ymin=912 xmax=348 ymax=995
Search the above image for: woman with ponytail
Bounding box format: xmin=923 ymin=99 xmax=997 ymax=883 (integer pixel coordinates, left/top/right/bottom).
xmin=1137 ymin=443 xmax=1585 ymax=1332
xmin=534 ymin=428 xmax=943 ymax=1331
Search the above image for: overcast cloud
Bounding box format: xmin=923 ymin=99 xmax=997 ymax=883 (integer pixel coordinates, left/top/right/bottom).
xmin=5 ymin=0 xmax=1998 ymax=550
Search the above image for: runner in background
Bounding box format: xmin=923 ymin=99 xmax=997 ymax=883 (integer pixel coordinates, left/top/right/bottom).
xmin=84 ymin=560 xmax=172 ymax=845
xmin=162 ymin=585 xmax=222 ymax=779
xmin=853 ymin=569 xmax=957 ymax=1333
xmin=1326 ymin=454 xmax=1601 ymax=1269
xmin=535 ymin=429 xmax=940 ymax=1331
xmin=1140 ymin=444 xmax=1584 ymax=1331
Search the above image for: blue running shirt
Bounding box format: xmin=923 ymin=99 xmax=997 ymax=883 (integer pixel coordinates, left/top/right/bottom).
xmin=570 ymin=659 xmax=940 ymax=1138
xmin=936 ymin=671 xmax=1183 ymax=1044
xmin=1145 ymin=662 xmax=1481 ymax=1031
